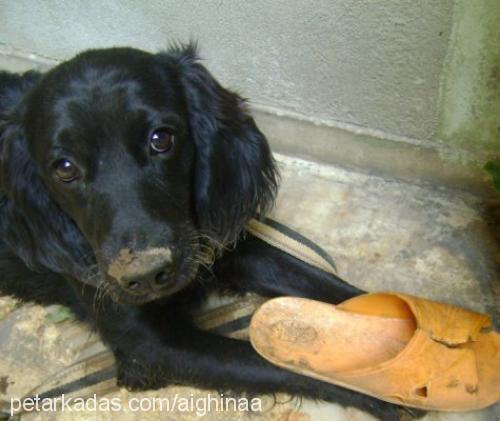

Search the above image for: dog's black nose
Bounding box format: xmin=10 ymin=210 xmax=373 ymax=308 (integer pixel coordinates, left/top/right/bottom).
xmin=154 ymin=270 xmax=172 ymax=286
xmin=122 ymin=266 xmax=175 ymax=294
xmin=108 ymin=248 xmax=175 ymax=294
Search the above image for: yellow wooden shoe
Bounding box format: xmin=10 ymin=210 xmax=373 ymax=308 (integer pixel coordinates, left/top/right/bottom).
xmin=249 ymin=293 xmax=500 ymax=411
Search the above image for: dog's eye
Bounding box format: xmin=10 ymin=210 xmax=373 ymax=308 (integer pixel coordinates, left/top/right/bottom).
xmin=149 ymin=128 xmax=174 ymax=154
xmin=53 ymin=159 xmax=81 ymax=183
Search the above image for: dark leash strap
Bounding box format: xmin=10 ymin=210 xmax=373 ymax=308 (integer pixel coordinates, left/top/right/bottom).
xmin=0 ymin=217 xmax=340 ymax=419
xmin=245 ymin=217 xmax=337 ymax=275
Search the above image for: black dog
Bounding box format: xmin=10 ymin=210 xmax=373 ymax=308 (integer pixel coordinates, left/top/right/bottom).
xmin=0 ymin=44 xmax=408 ymax=420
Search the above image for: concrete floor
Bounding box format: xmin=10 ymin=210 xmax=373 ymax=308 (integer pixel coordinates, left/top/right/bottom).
xmin=0 ymin=153 xmax=498 ymax=420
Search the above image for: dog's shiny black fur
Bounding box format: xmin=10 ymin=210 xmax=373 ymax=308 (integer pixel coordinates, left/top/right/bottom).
xmin=0 ymin=45 xmax=414 ymax=420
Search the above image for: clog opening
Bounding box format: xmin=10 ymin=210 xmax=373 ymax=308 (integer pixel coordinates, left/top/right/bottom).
xmin=338 ymin=293 xmax=416 ymax=322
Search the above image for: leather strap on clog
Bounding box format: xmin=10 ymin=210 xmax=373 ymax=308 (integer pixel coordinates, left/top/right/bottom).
xmin=334 ymin=293 xmax=498 ymax=410
xmin=398 ymin=294 xmax=492 ymax=345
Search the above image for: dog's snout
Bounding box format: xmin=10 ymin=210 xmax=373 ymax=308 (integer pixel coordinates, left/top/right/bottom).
xmin=107 ymin=247 xmax=175 ymax=294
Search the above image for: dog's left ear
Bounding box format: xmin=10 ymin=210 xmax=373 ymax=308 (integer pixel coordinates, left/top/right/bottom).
xmin=159 ymin=45 xmax=279 ymax=245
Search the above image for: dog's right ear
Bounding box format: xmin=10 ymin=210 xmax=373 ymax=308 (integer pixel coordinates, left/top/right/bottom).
xmin=158 ymin=43 xmax=279 ymax=246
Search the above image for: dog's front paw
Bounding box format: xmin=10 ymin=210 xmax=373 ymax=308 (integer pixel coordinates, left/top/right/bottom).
xmin=116 ymin=357 xmax=168 ymax=392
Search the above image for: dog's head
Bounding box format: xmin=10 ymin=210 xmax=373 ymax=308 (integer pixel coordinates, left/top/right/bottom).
xmin=0 ymin=44 xmax=278 ymax=304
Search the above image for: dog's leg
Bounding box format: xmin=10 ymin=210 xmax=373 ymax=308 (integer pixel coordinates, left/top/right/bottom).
xmin=80 ymin=294 xmax=404 ymax=421
xmin=0 ymin=239 xmax=83 ymax=311
xmin=212 ymin=234 xmax=364 ymax=303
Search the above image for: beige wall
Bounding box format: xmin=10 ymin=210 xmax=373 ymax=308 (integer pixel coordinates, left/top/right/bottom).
xmin=2 ymin=0 xmax=498 ymax=192
xmin=437 ymin=0 xmax=500 ymax=163
xmin=0 ymin=0 xmax=453 ymax=141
